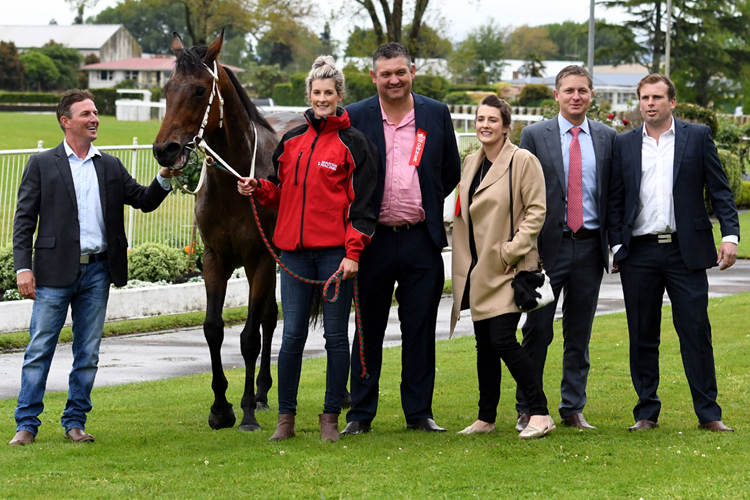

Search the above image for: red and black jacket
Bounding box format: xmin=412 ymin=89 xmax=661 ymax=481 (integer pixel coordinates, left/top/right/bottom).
xmin=254 ymin=108 xmax=379 ymax=261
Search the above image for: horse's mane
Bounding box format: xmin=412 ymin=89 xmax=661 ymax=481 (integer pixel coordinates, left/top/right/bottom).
xmin=175 ymin=44 xmax=274 ymax=133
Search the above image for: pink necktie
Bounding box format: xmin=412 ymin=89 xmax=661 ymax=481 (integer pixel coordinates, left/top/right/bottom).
xmin=567 ymin=127 xmax=583 ymax=233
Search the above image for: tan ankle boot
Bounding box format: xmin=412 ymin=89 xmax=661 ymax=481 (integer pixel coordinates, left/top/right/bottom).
xmin=269 ymin=414 xmax=295 ymax=442
xmin=319 ymin=413 xmax=340 ymax=442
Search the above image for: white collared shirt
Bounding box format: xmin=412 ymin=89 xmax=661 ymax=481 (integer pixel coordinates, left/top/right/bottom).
xmin=64 ymin=140 xmax=108 ymax=255
xmin=632 ymin=119 xmax=677 ymax=237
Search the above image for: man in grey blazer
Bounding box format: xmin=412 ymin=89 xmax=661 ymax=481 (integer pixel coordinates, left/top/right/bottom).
xmin=515 ymin=65 xmax=616 ymax=431
xmin=9 ymin=90 xmax=181 ymax=446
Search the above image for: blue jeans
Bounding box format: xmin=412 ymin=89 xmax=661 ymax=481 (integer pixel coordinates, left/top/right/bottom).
xmin=278 ymin=248 xmax=352 ymax=415
xmin=15 ymin=261 xmax=111 ymax=436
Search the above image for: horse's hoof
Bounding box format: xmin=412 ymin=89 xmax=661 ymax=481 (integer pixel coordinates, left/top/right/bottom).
xmin=208 ymin=405 xmax=236 ymax=430
xmin=256 ymin=401 xmax=270 ymax=412
xmin=237 ymin=422 xmax=262 ymax=432
xmin=342 ymin=393 xmax=353 ymax=409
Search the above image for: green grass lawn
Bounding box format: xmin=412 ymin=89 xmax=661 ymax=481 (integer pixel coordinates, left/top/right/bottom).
xmin=1 ymin=293 xmax=748 ymax=499
xmin=0 ymin=112 xmax=164 ymax=150
xmin=714 ymin=209 xmax=750 ymax=258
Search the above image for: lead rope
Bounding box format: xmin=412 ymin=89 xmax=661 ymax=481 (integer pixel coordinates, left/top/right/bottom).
xmin=196 ymin=122 xmax=368 ymax=379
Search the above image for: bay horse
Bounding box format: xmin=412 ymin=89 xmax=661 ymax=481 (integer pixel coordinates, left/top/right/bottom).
xmin=152 ymin=31 xmax=304 ymax=431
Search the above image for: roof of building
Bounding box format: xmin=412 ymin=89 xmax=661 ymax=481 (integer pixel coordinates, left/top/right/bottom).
xmin=0 ymin=24 xmax=124 ymax=50
xmin=81 ymin=56 xmax=243 ymax=73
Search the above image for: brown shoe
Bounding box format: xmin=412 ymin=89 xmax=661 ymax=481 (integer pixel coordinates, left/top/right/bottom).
xmin=9 ymin=430 xmax=35 ymax=446
xmin=319 ymin=413 xmax=340 ymax=442
xmin=516 ymin=412 xmax=531 ymax=432
xmin=268 ymin=414 xmax=295 ymax=442
xmin=560 ymin=413 xmax=596 ymax=429
xmin=65 ymin=427 xmax=95 ymax=443
xmin=698 ymin=420 xmax=734 ymax=432
xmin=627 ymin=419 xmax=658 ymax=431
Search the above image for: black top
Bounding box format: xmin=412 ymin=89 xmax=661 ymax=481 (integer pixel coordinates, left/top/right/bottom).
xmin=468 ymin=157 xmax=493 ymax=264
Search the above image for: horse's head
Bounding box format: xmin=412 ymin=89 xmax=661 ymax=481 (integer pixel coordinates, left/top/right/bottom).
xmin=153 ymin=31 xmax=227 ymax=168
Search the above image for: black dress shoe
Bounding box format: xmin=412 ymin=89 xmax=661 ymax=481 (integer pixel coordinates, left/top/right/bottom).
xmin=516 ymin=413 xmax=531 ymax=432
xmin=406 ymin=418 xmax=447 ymax=433
xmin=627 ymin=419 xmax=658 ymax=431
xmin=341 ymin=421 xmax=371 ymax=435
xmin=560 ymin=413 xmax=596 ymax=429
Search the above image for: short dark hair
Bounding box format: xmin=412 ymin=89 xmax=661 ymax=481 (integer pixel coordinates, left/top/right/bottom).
xmin=57 ymin=89 xmax=95 ymax=132
xmin=555 ymin=65 xmax=593 ymax=90
xmin=476 ymin=94 xmax=512 ymax=133
xmin=372 ymin=42 xmax=412 ymax=72
xmin=637 ymin=73 xmax=676 ymax=101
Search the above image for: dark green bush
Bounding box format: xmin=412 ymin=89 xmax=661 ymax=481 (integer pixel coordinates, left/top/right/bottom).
xmin=518 ymin=84 xmax=553 ymax=106
xmin=443 ymin=91 xmax=475 ymax=105
xmin=412 ymin=74 xmax=450 ymax=101
xmin=0 ymin=92 xmax=59 ymax=103
xmin=717 ymin=149 xmax=743 ymax=203
xmin=0 ymin=246 xmax=17 ymax=294
xmin=673 ymin=103 xmax=718 ymax=137
xmin=449 ymin=84 xmax=496 ymax=92
xmin=127 ymin=242 xmax=184 ymax=283
xmin=736 ymin=180 xmax=750 ymax=208
xmin=342 ymin=65 xmax=376 ymax=105
xmin=89 ymin=88 xmax=118 ymax=116
xmin=272 ymin=83 xmax=295 ymax=106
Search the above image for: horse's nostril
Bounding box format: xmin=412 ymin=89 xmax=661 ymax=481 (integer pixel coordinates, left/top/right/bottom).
xmin=153 ymin=142 xmax=182 ymax=164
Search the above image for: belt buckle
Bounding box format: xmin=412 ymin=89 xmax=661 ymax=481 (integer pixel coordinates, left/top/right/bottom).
xmin=80 ymin=255 xmax=90 ymax=264
xmin=657 ymin=233 xmax=672 ymax=244
xmin=392 ymin=224 xmax=410 ymax=232
xmin=570 ymin=231 xmax=580 ymax=240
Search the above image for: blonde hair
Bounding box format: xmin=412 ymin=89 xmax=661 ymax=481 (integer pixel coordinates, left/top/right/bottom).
xmin=305 ymin=56 xmax=346 ymax=100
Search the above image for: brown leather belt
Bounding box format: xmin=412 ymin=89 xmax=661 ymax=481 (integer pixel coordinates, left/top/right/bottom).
xmin=80 ymin=251 xmax=108 ymax=264
xmin=562 ymin=229 xmax=598 ymax=240
xmin=632 ymin=233 xmax=678 ymax=244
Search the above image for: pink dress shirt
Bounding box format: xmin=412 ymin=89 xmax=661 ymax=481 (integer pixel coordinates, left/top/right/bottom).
xmin=378 ymin=98 xmax=425 ymax=226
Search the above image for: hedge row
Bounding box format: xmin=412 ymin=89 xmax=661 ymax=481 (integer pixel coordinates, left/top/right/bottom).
xmin=0 ymin=92 xmax=60 ymax=104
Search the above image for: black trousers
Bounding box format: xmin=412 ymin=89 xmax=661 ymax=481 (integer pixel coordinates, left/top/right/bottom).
xmin=618 ymin=239 xmax=721 ymax=424
xmin=475 ymin=313 xmax=548 ymax=423
xmin=347 ymin=223 xmax=444 ymax=425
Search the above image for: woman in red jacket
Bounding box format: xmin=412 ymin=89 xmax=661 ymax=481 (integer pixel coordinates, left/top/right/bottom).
xmin=238 ymin=56 xmax=379 ymax=443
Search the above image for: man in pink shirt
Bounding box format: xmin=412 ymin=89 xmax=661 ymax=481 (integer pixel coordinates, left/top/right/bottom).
xmin=342 ymin=43 xmax=461 ymax=434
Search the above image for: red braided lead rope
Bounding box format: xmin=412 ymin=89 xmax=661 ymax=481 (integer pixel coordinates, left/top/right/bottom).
xmin=248 ymin=195 xmax=369 ymax=379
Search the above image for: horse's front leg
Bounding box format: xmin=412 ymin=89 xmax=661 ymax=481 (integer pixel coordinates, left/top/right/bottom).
xmin=203 ymin=248 xmax=236 ymax=430
xmin=237 ymin=253 xmax=276 ymax=431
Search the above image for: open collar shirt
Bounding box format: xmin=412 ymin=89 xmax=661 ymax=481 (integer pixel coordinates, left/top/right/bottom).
xmin=64 ymin=140 xmax=108 ymax=255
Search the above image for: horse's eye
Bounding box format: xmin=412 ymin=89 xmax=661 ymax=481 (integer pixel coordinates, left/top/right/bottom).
xmin=196 ymin=86 xmax=207 ymax=98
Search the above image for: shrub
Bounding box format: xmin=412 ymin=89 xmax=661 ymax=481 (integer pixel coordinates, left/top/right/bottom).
xmin=443 ymin=91 xmax=474 ymax=105
xmin=0 ymin=92 xmax=59 ymax=103
xmin=272 ymin=83 xmax=295 ymax=106
xmin=412 ymin=74 xmax=450 ymax=101
xmin=736 ymin=180 xmax=750 ymax=208
xmin=89 ymin=88 xmax=118 ymax=116
xmin=0 ymin=246 xmax=17 ymax=294
xmin=717 ymin=149 xmax=743 ymax=203
xmin=342 ymin=65 xmax=376 ymax=105
xmin=673 ymin=103 xmax=718 ymax=136
xmin=127 ymin=242 xmax=184 ymax=283
xmin=518 ymin=84 xmax=553 ymax=106
xmin=448 ymin=83 xmax=496 ymax=92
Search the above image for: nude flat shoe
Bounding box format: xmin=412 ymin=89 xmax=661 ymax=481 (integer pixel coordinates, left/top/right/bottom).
xmin=519 ymin=416 xmax=556 ymax=440
xmin=458 ymin=423 xmax=496 ymax=435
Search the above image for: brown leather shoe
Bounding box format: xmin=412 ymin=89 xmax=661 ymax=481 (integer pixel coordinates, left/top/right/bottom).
xmin=319 ymin=413 xmax=340 ymax=442
xmin=65 ymin=427 xmax=95 ymax=443
xmin=698 ymin=420 xmax=734 ymax=432
xmin=9 ymin=430 xmax=35 ymax=446
xmin=560 ymin=413 xmax=596 ymax=429
xmin=628 ymin=419 xmax=658 ymax=431
xmin=268 ymin=414 xmax=295 ymax=442
xmin=516 ymin=413 xmax=531 ymax=432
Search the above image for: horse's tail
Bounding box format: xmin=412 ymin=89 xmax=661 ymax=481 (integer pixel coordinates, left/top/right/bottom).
xmin=308 ymin=285 xmax=323 ymax=328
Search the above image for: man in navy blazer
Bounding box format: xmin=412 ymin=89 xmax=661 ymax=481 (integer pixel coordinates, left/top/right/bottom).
xmin=608 ymin=74 xmax=740 ymax=432
xmin=342 ymin=43 xmax=460 ymax=434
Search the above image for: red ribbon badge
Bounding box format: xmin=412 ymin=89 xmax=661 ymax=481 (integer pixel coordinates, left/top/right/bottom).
xmin=409 ymin=129 xmax=427 ymax=167
xmin=454 ymin=189 xmax=461 ymax=217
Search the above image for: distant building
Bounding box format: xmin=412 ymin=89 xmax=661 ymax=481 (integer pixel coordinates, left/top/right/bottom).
xmin=82 ymin=56 xmax=175 ymax=89
xmin=0 ymin=24 xmax=141 ymax=62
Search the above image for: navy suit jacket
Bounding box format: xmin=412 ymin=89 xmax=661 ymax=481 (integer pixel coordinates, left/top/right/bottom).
xmin=13 ymin=142 xmax=170 ymax=288
xmin=520 ymin=116 xmax=616 ymax=271
xmin=607 ymin=118 xmax=740 ymax=270
xmin=346 ymin=93 xmax=461 ymax=249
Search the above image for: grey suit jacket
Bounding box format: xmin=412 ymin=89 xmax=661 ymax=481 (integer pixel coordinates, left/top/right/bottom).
xmin=519 ymin=116 xmax=616 ymax=271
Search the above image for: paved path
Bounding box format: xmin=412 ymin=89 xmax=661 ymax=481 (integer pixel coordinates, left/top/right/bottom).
xmin=2 ymin=259 xmax=749 ymax=401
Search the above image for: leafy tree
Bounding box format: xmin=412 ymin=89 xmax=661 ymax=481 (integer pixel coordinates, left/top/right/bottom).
xmin=319 ymin=22 xmax=338 ymax=57
xmin=0 ymin=41 xmax=25 ymax=91
xmin=256 ymin=20 xmax=320 ymax=73
xmin=349 ymin=0 xmax=432 ymax=57
xmin=90 ymin=0 xmax=188 ymax=54
xmin=66 ymin=0 xmax=98 ymax=24
xmin=505 ymin=26 xmax=558 ymax=60
xmin=248 ymin=63 xmax=287 ymax=97
xmin=345 ymin=26 xmax=380 ymax=57
xmin=20 ymin=52 xmax=60 ymax=91
xmin=36 ymin=41 xmax=84 ymax=90
xmin=448 ymin=21 xmax=506 ymax=84
xmin=519 ymin=53 xmax=546 ymax=78
xmin=345 ymin=24 xmax=450 ymax=59
xmin=542 ymin=20 xmax=641 ymax=65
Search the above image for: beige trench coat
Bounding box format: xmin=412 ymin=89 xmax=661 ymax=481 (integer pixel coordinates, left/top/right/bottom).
xmin=450 ymin=140 xmax=546 ymax=336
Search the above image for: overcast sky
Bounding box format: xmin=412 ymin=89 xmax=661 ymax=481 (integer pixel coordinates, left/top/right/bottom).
xmin=5 ymin=0 xmax=631 ymax=47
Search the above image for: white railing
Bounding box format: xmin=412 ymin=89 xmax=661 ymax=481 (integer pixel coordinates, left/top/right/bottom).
xmin=0 ymin=139 xmax=196 ymax=250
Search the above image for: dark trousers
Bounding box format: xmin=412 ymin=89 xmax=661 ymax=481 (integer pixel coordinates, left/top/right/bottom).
xmin=618 ymin=239 xmax=721 ymax=424
xmin=517 ymin=236 xmax=603 ymax=418
xmin=347 ymin=223 xmax=444 ymax=425
xmin=474 ymin=313 xmax=548 ymax=423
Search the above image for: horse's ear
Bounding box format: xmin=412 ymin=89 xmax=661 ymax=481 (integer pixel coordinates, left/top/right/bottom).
xmin=205 ymin=29 xmax=225 ymax=64
xmin=172 ymin=32 xmax=184 ymax=57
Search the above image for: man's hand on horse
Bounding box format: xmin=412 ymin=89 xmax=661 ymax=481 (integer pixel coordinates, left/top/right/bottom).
xmin=17 ymin=270 xmax=36 ymax=301
xmin=159 ymin=166 xmax=183 ymax=178
xmin=338 ymin=257 xmax=359 ymax=280
xmin=237 ymin=177 xmax=258 ymax=196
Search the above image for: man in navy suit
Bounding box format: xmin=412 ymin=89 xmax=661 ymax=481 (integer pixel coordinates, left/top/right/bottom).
xmin=608 ymin=74 xmax=740 ymax=432
xmin=341 ymin=42 xmax=460 ymax=434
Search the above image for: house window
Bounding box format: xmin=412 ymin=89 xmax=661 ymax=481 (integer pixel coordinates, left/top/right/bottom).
xmin=99 ymin=71 xmax=113 ymax=81
xmin=125 ymin=71 xmax=138 ymax=81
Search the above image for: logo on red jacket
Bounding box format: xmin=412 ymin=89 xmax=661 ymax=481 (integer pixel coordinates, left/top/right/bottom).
xmin=317 ymin=160 xmax=338 ymax=171
xmin=409 ymin=129 xmax=427 ymax=167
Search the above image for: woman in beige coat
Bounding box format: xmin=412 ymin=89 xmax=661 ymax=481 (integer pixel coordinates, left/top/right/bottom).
xmin=451 ymin=95 xmax=553 ymax=439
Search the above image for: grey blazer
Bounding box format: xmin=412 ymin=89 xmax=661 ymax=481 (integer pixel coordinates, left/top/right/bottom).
xmin=519 ymin=116 xmax=616 ymax=271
